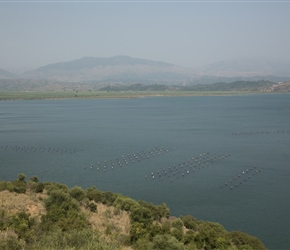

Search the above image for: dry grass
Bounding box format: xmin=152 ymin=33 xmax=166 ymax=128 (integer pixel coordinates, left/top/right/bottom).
xmin=81 ymin=202 xmax=132 ymax=250
xmin=82 ymin=202 xmax=131 ymax=236
xmin=0 ymin=190 xmax=131 ymax=236
xmin=0 ymin=190 xmax=133 ymax=249
xmin=0 ymin=190 xmax=46 ymax=218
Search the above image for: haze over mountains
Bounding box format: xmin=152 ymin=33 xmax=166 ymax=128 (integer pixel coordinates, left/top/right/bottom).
xmin=21 ymin=56 xmax=196 ymax=84
xmin=1 ymin=56 xmax=290 ymax=85
xmin=200 ymin=56 xmax=290 ymax=78
xmin=0 ymin=69 xmax=17 ymax=79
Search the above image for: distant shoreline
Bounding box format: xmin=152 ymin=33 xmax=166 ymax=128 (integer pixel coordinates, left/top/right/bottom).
xmin=0 ymin=90 xmax=288 ymax=101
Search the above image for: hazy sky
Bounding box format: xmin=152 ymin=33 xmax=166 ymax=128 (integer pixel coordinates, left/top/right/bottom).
xmin=0 ymin=1 xmax=289 ymax=72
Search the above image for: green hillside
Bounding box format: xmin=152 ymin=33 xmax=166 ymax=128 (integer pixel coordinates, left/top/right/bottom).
xmin=0 ymin=174 xmax=266 ymax=250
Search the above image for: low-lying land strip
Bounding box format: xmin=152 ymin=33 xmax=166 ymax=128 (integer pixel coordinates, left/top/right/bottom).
xmin=1 ymin=80 xmax=289 ymax=100
xmin=0 ymin=90 xmax=260 ymax=101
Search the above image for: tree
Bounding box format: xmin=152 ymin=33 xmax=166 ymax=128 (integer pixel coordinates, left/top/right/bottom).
xmin=180 ymin=215 xmax=198 ymax=231
xmin=130 ymin=205 xmax=152 ymax=225
xmin=29 ymin=176 xmax=38 ymax=183
xmin=69 ymin=186 xmax=85 ymax=201
xmin=152 ymin=234 xmax=185 ymax=250
xmin=171 ymin=218 xmax=184 ymax=241
xmin=88 ymin=202 xmax=97 ymax=212
xmin=229 ymin=231 xmax=266 ymax=250
xmin=85 ymin=186 xmax=102 ymax=202
xmin=41 ymin=189 xmax=89 ymax=232
xmin=130 ymin=222 xmax=147 ymax=243
xmin=17 ymin=173 xmax=26 ymax=182
xmin=11 ymin=174 xmax=27 ymax=193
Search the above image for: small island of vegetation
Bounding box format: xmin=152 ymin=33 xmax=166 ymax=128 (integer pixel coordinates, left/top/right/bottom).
xmin=0 ymin=173 xmax=266 ymax=250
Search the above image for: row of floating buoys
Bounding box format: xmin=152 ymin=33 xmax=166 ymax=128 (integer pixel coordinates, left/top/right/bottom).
xmin=146 ymin=152 xmax=231 ymax=183
xmin=0 ymin=145 xmax=83 ymax=154
xmin=220 ymin=166 xmax=262 ymax=190
xmin=83 ymin=146 xmax=176 ymax=172
xmin=232 ymin=129 xmax=289 ymax=135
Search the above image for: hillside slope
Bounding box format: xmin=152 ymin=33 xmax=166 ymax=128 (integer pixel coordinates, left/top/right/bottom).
xmin=0 ymin=174 xmax=266 ymax=250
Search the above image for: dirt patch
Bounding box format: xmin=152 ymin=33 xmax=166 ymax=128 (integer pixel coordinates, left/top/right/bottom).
xmin=0 ymin=190 xmax=46 ymax=218
xmin=82 ymin=202 xmax=131 ymax=236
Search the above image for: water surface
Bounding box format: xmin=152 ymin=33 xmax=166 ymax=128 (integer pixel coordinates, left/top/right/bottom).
xmin=1 ymin=94 xmax=290 ymax=249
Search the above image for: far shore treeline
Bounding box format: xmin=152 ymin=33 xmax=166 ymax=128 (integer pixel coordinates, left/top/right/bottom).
xmin=0 ymin=80 xmax=289 ymax=101
xmin=0 ymin=173 xmax=266 ymax=250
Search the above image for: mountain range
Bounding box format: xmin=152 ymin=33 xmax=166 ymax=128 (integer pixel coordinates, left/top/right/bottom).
xmin=1 ymin=56 xmax=290 ymax=85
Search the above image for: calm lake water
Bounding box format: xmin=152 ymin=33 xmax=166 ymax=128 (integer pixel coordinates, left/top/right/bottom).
xmin=1 ymin=94 xmax=290 ymax=249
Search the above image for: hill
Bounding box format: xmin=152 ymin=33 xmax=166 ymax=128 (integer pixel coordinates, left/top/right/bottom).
xmin=1 ymin=56 xmax=290 ymax=88
xmin=21 ymin=56 xmax=196 ymax=84
xmin=0 ymin=173 xmax=266 ymax=250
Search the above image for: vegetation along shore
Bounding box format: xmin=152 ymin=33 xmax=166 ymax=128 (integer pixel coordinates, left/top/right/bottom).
xmin=0 ymin=80 xmax=289 ymax=100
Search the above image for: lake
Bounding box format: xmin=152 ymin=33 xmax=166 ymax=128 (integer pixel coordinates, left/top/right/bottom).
xmin=1 ymin=94 xmax=290 ymax=249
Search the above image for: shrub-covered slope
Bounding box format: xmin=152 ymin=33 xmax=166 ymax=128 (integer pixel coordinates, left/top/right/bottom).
xmin=0 ymin=174 xmax=266 ymax=250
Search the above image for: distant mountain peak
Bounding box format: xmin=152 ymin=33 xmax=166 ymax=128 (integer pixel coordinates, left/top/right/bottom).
xmin=33 ymin=55 xmax=174 ymax=73
xmin=21 ymin=56 xmax=193 ymax=83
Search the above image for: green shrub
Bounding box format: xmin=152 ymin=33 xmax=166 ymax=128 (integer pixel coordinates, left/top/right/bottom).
xmin=229 ymin=231 xmax=266 ymax=250
xmin=85 ymin=186 xmax=102 ymax=201
xmin=11 ymin=180 xmax=27 ymax=194
xmin=193 ymin=221 xmax=231 ymax=249
xmin=180 ymin=215 xmax=198 ymax=230
xmin=113 ymin=196 xmax=139 ymax=212
xmin=182 ymin=230 xmax=195 ymax=245
xmin=130 ymin=222 xmax=147 ymax=243
xmin=41 ymin=189 xmax=89 ymax=232
xmin=35 ymin=182 xmax=45 ymax=193
xmin=101 ymin=191 xmax=118 ymax=206
xmin=161 ymin=220 xmax=171 ymax=234
xmin=133 ymin=237 xmax=153 ymax=250
xmin=29 ymin=176 xmax=39 ymax=183
xmin=172 ymin=218 xmax=184 ymax=229
xmin=17 ymin=173 xmax=26 ymax=182
xmin=130 ymin=205 xmax=152 ymax=225
xmin=0 ymin=230 xmax=25 ymax=250
xmin=146 ymin=222 xmax=162 ymax=239
xmin=152 ymin=234 xmax=185 ymax=250
xmin=138 ymin=201 xmax=170 ymax=221
xmin=0 ymin=181 xmax=12 ymax=192
xmin=88 ymin=202 xmax=97 ymax=212
xmin=45 ymin=182 xmax=69 ymax=195
xmin=69 ymin=186 xmax=85 ymax=201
